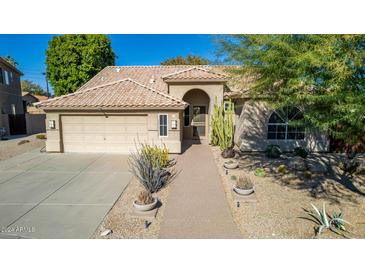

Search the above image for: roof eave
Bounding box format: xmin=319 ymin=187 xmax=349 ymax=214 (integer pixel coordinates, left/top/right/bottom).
xmin=39 ymin=105 xmax=187 ymax=111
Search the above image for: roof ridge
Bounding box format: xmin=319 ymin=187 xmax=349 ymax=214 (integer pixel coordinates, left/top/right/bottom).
xmin=105 ymin=65 xmax=234 ymax=68
xmin=35 ymin=78 xmax=133 ymax=107
xmin=125 ymin=78 xmax=187 ymax=105
xmin=162 ymin=66 xmax=227 ymax=79
xmin=35 ymin=78 xmax=187 ymax=108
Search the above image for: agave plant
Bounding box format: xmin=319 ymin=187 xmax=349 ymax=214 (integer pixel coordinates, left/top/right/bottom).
xmin=307 ymin=203 xmax=351 ymax=236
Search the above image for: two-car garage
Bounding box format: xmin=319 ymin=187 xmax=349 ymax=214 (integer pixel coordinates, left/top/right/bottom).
xmin=61 ymin=115 xmax=148 ymax=153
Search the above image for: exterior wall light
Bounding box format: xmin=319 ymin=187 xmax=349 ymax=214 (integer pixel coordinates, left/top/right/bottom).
xmin=171 ymin=119 xmax=178 ymax=129
xmin=48 ymin=120 xmax=56 ymax=129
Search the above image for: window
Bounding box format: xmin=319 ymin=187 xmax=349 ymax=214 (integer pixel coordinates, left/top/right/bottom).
xmin=0 ymin=68 xmax=3 ymax=84
xmin=183 ymin=106 xmax=190 ymax=127
xmin=11 ymin=104 xmax=16 ymax=115
xmin=267 ymin=107 xmax=305 ymax=140
xmin=159 ymin=114 xmax=168 ymax=137
xmin=4 ymin=70 xmax=9 ymax=85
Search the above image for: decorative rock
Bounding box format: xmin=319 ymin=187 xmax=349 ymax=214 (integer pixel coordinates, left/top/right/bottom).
xmin=307 ymin=160 xmax=327 ymax=174
xmin=280 ymin=154 xmax=289 ymax=160
xmin=100 ymin=229 xmax=112 ymax=236
xmin=222 ymin=148 xmax=235 ymax=158
xmin=355 ymin=162 xmax=365 ymax=175
xmin=288 ymin=156 xmax=307 ymax=171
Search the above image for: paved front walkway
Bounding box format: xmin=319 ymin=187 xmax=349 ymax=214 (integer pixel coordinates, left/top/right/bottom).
xmin=159 ymin=142 xmax=242 ymax=238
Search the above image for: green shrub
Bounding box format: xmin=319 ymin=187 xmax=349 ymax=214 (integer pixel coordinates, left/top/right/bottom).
xmin=17 ymin=140 xmax=30 ymax=145
xmin=265 ymin=144 xmax=282 ymax=158
xmin=278 ymin=164 xmax=286 ymax=173
xmin=304 ymin=170 xmax=312 ymax=179
xmin=36 ymin=134 xmax=47 ymax=140
xmin=254 ymin=167 xmax=266 ymax=177
xmin=294 ymin=146 xmax=309 ymax=158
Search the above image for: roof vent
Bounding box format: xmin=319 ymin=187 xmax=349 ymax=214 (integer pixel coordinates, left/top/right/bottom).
xmin=149 ymin=77 xmax=156 ymax=84
xmin=116 ymin=68 xmax=121 ymax=72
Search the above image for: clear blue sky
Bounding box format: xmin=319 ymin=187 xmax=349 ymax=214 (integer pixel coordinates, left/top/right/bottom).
xmin=0 ymin=34 xmax=219 ymax=93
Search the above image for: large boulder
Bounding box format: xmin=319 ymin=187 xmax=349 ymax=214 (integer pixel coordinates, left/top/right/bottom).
xmin=288 ymin=156 xmax=307 ymax=171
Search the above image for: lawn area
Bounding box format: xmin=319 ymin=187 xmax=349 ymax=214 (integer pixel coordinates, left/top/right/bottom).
xmin=212 ymin=146 xmax=365 ymax=239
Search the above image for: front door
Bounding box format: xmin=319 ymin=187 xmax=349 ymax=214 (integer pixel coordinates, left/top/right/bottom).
xmin=192 ymin=105 xmax=207 ymax=139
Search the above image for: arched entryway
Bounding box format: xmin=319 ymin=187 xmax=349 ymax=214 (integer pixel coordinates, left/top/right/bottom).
xmin=182 ymin=89 xmax=210 ymax=140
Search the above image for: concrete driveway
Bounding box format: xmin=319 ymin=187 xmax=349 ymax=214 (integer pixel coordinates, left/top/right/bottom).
xmin=0 ymin=149 xmax=132 ymax=239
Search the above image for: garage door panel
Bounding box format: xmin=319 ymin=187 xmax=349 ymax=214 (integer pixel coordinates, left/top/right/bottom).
xmin=62 ymin=115 xmax=148 ymax=153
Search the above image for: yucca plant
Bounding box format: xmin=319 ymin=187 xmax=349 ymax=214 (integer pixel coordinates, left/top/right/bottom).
xmin=307 ymin=203 xmax=351 ymax=237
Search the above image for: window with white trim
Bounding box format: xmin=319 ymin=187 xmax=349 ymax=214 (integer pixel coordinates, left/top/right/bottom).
xmin=267 ymin=107 xmax=305 ymax=140
xmin=159 ymin=114 xmax=168 ymax=137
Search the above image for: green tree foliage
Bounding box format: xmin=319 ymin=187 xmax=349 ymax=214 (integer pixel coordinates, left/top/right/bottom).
xmin=46 ymin=34 xmax=115 ymax=96
xmin=4 ymin=55 xmax=18 ymax=67
xmin=21 ymin=80 xmax=47 ymax=96
xmin=219 ymin=35 xmax=365 ymax=151
xmin=160 ymin=54 xmax=210 ymax=65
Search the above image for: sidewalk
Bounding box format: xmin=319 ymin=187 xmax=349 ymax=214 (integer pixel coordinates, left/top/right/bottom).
xmin=159 ymin=142 xmax=241 ymax=238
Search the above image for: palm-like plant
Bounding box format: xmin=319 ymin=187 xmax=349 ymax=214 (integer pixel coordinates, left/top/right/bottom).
xmin=307 ymin=203 xmax=351 ymax=237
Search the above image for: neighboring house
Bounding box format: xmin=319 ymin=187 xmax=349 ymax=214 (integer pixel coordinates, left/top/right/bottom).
xmin=22 ymin=92 xmax=49 ymax=113
xmin=0 ymin=57 xmax=25 ymax=135
xmin=36 ymin=65 xmax=329 ymax=154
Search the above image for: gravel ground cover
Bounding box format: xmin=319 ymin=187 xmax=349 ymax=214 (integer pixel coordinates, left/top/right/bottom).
xmin=211 ymin=146 xmax=365 ymax=239
xmin=0 ymin=134 xmax=45 ymax=161
xmin=93 ymin=177 xmax=171 ymax=239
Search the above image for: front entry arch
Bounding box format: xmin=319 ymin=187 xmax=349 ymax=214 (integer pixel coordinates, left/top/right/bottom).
xmin=182 ymin=89 xmax=210 ymax=140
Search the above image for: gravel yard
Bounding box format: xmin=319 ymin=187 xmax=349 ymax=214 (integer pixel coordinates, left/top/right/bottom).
xmin=0 ymin=134 xmax=45 ymax=161
xmin=93 ymin=178 xmax=171 ymax=239
xmin=211 ymin=146 xmax=365 ymax=239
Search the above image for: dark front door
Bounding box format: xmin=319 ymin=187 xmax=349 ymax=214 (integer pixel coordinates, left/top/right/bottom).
xmin=8 ymin=114 xmax=27 ymax=135
xmin=192 ymin=105 xmax=207 ymax=139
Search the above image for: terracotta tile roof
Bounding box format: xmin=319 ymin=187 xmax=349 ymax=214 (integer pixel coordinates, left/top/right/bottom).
xmin=22 ymin=92 xmax=49 ymax=102
xmin=36 ymin=78 xmax=187 ymax=110
xmin=162 ymin=67 xmax=227 ymax=81
xmin=77 ymin=65 xmax=234 ymax=94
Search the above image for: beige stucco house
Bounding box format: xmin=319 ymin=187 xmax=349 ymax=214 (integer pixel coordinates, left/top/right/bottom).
xmin=37 ymin=65 xmax=329 ymax=154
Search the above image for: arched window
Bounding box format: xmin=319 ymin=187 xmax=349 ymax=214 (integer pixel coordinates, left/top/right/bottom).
xmin=267 ymin=107 xmax=305 ymax=140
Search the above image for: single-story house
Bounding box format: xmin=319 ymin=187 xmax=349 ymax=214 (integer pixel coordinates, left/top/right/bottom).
xmin=22 ymin=92 xmax=49 ymax=114
xmin=36 ymin=65 xmax=329 ymax=154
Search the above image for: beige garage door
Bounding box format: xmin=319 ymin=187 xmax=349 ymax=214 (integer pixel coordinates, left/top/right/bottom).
xmin=61 ymin=115 xmax=148 ymax=153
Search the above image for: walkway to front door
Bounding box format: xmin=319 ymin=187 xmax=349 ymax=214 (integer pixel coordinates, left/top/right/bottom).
xmin=159 ymin=142 xmax=242 ymax=238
